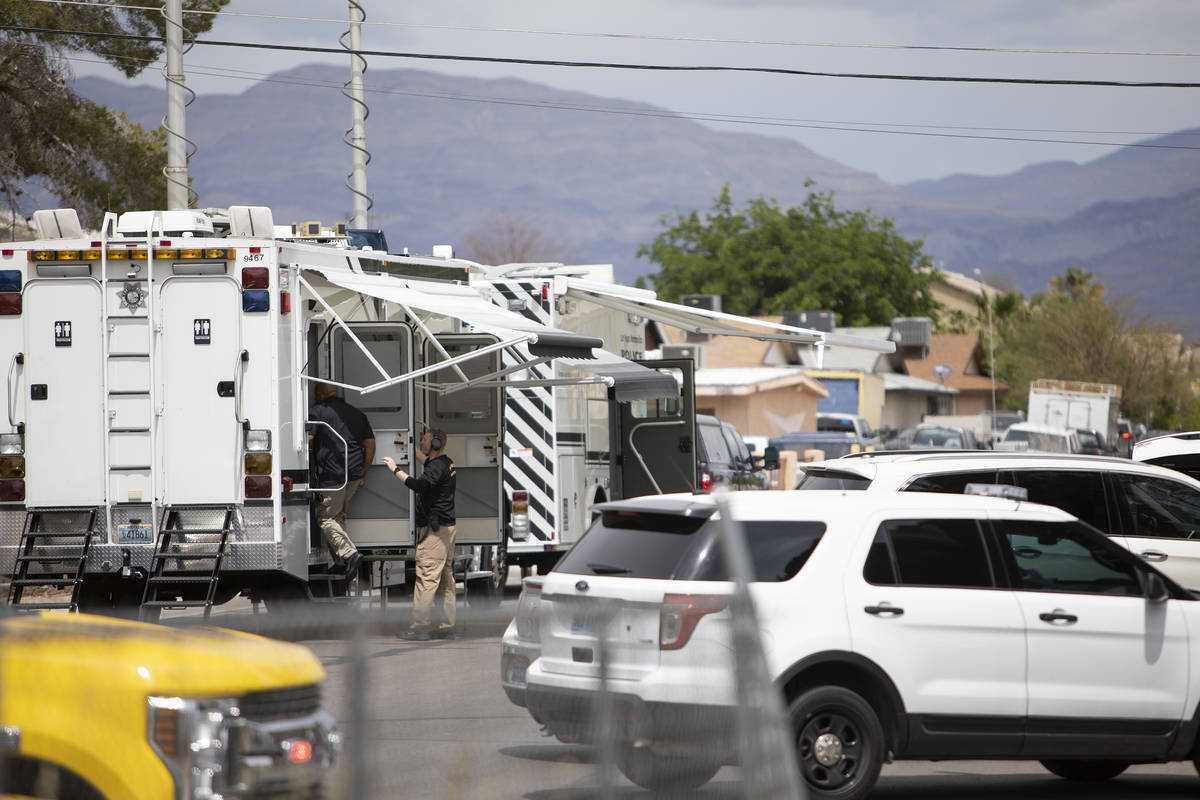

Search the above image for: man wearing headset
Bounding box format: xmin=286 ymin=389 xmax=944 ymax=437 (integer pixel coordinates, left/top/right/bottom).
xmin=383 ymin=428 xmax=457 ymax=641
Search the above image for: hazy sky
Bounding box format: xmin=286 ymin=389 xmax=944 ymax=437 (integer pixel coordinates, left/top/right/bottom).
xmin=68 ymin=0 xmax=1200 ymax=184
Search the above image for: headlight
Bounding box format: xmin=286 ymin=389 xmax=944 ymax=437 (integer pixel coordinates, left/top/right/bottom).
xmin=148 ymin=695 xmax=239 ymax=800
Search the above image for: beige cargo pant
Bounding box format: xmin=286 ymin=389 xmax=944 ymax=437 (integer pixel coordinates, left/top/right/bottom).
xmin=316 ymin=482 xmax=360 ymax=564
xmin=410 ymin=523 xmax=457 ymax=633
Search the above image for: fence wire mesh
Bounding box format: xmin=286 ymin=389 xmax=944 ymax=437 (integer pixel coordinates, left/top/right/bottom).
xmin=0 ymin=503 xmax=808 ymax=799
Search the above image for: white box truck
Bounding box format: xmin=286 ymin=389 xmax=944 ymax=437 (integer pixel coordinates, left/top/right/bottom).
xmin=1027 ymin=379 xmax=1121 ymax=453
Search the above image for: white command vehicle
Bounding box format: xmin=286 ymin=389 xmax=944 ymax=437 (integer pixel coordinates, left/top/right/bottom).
xmin=1027 ymin=378 xmax=1121 ymax=451
xmin=516 ymin=490 xmax=1200 ymax=797
xmin=479 ymin=264 xmax=895 ymax=575
xmin=0 ymin=206 xmax=672 ymax=615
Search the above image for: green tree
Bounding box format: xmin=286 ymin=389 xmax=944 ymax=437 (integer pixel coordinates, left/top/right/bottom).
xmin=637 ymin=184 xmax=938 ymax=326
xmin=995 ymin=269 xmax=1197 ymax=427
xmin=0 ymin=0 xmax=228 ymax=228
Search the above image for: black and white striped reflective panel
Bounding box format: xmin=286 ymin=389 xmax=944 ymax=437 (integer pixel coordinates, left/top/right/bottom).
xmin=494 ymin=281 xmax=557 ymax=543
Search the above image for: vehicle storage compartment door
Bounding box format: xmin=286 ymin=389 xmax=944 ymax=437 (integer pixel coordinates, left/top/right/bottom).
xmin=159 ymin=277 xmax=242 ymax=504
xmin=23 ymin=279 xmax=106 ymax=506
xmin=425 ymin=334 xmax=502 ymax=545
xmin=332 ymin=324 xmax=414 ymax=546
xmin=614 ymin=358 xmax=695 ymax=496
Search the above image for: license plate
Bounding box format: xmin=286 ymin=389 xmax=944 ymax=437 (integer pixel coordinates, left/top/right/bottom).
xmin=571 ymin=618 xmax=596 ymax=635
xmin=116 ymin=523 xmax=153 ymax=544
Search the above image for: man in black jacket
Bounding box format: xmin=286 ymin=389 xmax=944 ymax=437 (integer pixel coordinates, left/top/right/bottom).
xmin=383 ymin=428 xmax=457 ymax=640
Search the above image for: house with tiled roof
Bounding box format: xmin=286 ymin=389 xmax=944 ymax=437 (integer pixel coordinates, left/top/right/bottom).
xmin=901 ymin=332 xmax=1008 ymax=416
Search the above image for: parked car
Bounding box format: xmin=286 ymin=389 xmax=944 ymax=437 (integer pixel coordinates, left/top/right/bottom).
xmin=797 ymin=450 xmax=1200 ymax=590
xmin=881 ymin=426 xmax=918 ymax=450
xmin=1075 ymin=428 xmax=1107 ymax=456
xmin=515 ymin=490 xmax=1200 ymax=798
xmin=1134 ymin=431 xmax=1200 ymax=480
xmin=695 ymin=415 xmax=769 ymax=491
xmin=0 ymin=610 xmax=339 ymax=800
xmin=816 ymin=412 xmax=882 ymax=450
xmin=910 ymin=424 xmax=980 ymax=449
xmin=1115 ymin=417 xmax=1135 ymax=457
xmin=995 ymin=422 xmax=1081 ymax=454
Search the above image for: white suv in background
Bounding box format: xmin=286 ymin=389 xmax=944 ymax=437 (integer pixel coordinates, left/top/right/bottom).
xmin=516 ymin=491 xmax=1200 ymax=798
xmin=798 ymin=451 xmax=1200 ymax=591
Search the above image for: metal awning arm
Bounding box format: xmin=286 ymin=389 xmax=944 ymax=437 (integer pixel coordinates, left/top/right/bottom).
xmin=298 ymin=274 xmax=391 ymax=382
xmin=433 ymin=377 xmax=612 ymax=393
xmin=433 ymin=355 xmax=555 ymax=395
xmin=815 ymin=340 xmax=826 ymax=369
xmin=400 ymin=301 xmax=472 ymax=384
xmin=358 ymin=336 xmax=528 ymax=396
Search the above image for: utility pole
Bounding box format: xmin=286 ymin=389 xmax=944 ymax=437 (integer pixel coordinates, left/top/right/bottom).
xmin=346 ymin=2 xmax=370 ymax=229
xmin=163 ymin=0 xmax=189 ymax=209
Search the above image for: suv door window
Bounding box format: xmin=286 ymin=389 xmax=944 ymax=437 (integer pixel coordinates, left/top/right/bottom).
xmin=1111 ymin=473 xmax=1200 ymax=540
xmin=721 ymin=423 xmax=750 ymax=465
xmin=1003 ymin=469 xmax=1111 ymax=531
xmin=863 ymin=518 xmax=995 ymax=588
xmin=902 ymin=470 xmax=997 ymax=495
xmin=995 ymin=519 xmax=1142 ymax=596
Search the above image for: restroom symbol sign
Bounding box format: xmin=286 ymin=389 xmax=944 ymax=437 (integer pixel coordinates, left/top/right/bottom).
xmin=194 ymin=318 xmax=211 ymax=345
xmin=54 ymin=320 xmax=72 ymax=347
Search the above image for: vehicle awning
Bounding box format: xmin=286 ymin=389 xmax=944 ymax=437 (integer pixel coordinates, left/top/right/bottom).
xmin=556 ymin=277 xmax=897 ymax=353
xmin=299 ymin=267 xmax=677 ymax=399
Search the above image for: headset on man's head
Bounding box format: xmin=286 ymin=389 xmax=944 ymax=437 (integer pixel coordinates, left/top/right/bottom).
xmin=428 ymin=428 xmax=446 ymax=451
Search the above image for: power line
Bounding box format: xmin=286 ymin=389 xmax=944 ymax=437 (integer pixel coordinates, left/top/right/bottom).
xmin=9 ymin=24 xmax=1200 ymax=88
xmin=30 ymin=0 xmax=1200 ymax=58
xmin=64 ymin=53 xmax=1200 ymax=152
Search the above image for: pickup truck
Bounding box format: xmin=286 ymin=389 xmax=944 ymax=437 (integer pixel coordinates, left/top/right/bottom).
xmin=0 ymin=610 xmax=339 ymax=800
xmin=769 ymin=412 xmax=882 ymax=461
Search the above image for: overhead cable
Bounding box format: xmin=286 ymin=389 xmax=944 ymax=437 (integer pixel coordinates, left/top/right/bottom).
xmin=8 ymin=24 xmax=1200 ymax=88
xmin=28 ymin=0 xmax=1200 ymax=58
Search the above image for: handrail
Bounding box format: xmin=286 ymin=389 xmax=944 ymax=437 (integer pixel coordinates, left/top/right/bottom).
xmin=6 ymin=352 xmax=22 ymax=430
xmin=233 ymin=349 xmax=250 ymax=425
xmin=306 ymin=419 xmax=349 ymax=492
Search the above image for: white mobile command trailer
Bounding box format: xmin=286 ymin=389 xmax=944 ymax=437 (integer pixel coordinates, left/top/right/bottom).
xmin=0 ymin=206 xmax=672 ymax=615
xmin=1027 ymin=378 xmax=1121 ymax=451
xmin=479 ymin=264 xmax=897 ymax=575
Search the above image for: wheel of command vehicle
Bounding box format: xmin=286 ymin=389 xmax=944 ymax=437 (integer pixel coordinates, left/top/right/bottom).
xmin=615 ymin=746 xmax=721 ymax=792
xmin=790 ymin=686 xmax=885 ymax=800
xmin=1039 ymin=759 xmax=1131 ymax=781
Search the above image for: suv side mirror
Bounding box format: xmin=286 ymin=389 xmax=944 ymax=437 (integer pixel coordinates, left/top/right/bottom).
xmin=1144 ymin=572 xmax=1170 ymax=604
xmin=762 ymin=445 xmax=780 ymax=472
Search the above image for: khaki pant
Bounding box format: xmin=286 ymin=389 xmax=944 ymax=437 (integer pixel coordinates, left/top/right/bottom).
xmin=316 ymin=481 xmax=361 ymax=564
xmin=411 ymin=523 xmax=457 ymax=632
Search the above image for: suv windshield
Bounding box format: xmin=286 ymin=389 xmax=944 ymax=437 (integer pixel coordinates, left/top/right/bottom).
xmin=817 ymin=417 xmax=856 ymax=433
xmin=555 ymin=511 xmax=826 ymax=582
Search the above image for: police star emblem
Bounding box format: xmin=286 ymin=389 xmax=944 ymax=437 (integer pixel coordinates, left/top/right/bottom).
xmin=118 ymin=282 xmax=146 ymax=313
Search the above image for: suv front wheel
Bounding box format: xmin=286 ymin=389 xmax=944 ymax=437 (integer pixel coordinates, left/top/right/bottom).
xmin=790 ymin=686 xmax=885 ymax=800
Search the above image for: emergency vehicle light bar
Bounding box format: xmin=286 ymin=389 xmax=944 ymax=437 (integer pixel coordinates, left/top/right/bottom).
xmin=27 ymin=248 xmax=234 ymax=262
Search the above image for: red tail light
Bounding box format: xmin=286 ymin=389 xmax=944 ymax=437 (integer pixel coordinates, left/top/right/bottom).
xmin=280 ymin=290 xmax=291 ymax=314
xmin=1121 ymin=432 xmax=1132 ymax=440
xmin=241 ymin=267 xmax=269 ymax=289
xmin=0 ymin=478 xmax=25 ymax=502
xmin=0 ymin=293 xmax=21 ymax=315
xmin=660 ymin=593 xmax=728 ymax=650
xmin=699 ymin=471 xmax=713 ymax=492
xmin=245 ymin=476 xmax=271 ymax=498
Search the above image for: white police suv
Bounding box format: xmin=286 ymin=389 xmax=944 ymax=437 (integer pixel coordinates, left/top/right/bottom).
xmin=515 ymin=490 xmax=1200 ymax=798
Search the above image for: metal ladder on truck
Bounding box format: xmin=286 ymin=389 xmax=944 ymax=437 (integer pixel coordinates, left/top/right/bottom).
xmin=140 ymin=506 xmax=234 ymax=621
xmin=8 ymin=510 xmax=99 ymax=612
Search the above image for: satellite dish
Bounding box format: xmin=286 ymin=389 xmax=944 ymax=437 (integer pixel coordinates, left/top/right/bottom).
xmin=933 ymin=364 xmax=952 ymax=382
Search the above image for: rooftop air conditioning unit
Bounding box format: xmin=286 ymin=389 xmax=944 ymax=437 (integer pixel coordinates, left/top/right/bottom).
xmin=782 ymin=310 xmax=836 ymax=333
xmin=891 ymin=317 xmax=932 ymax=350
xmin=679 ymin=294 xmax=722 ymax=312
xmin=679 ymin=295 xmax=721 ymax=343
xmin=662 ymin=343 xmax=705 ymax=369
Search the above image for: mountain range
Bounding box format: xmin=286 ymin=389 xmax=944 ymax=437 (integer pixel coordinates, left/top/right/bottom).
xmin=75 ymin=65 xmax=1200 ymax=334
